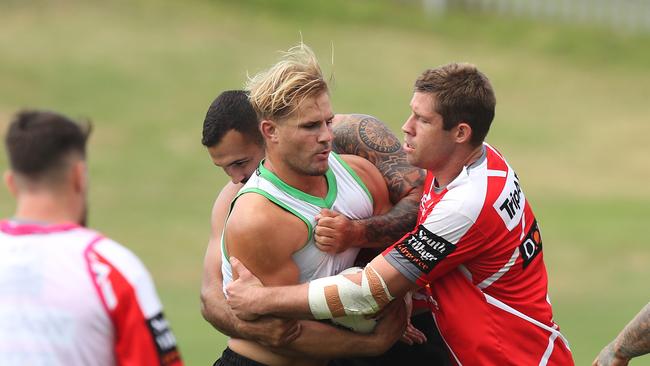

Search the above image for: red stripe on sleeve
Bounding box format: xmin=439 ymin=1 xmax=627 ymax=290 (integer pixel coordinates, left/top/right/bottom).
xmin=87 ymin=246 xmax=182 ymax=366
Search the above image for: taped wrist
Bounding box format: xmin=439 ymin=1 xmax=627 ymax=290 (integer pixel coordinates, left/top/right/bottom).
xmin=308 ymin=265 xmax=394 ymax=319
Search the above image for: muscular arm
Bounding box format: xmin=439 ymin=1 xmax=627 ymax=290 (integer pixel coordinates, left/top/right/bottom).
xmin=330 ymin=114 xmax=425 ymax=247
xmin=594 ymin=302 xmax=650 ymax=366
xmin=224 ymin=195 xmax=405 ymax=358
xmin=200 ymin=183 xmax=240 ymax=334
xmin=200 ymin=183 xmax=300 ymax=346
xmin=279 ymin=299 xmax=406 ymax=358
xmin=226 ymin=254 xmax=417 ymax=321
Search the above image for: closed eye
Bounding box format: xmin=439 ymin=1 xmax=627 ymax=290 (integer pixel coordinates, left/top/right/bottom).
xmin=230 ymin=160 xmax=248 ymax=167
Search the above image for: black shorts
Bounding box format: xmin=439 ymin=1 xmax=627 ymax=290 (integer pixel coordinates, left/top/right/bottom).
xmin=213 ymin=347 xmax=269 ymax=366
xmin=328 ymin=312 xmax=452 ymax=366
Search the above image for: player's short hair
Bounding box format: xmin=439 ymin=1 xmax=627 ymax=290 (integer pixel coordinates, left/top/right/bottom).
xmin=202 ymin=90 xmax=262 ymax=148
xmin=4 ymin=110 xmax=91 ymax=182
xmin=246 ymin=43 xmax=328 ymax=122
xmin=415 ymin=63 xmax=496 ymax=146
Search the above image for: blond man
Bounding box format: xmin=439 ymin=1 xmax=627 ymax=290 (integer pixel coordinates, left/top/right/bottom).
xmin=215 ymin=44 xmax=407 ymax=366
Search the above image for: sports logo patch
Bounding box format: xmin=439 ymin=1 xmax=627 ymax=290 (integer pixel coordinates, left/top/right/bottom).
xmin=394 ymin=225 xmax=455 ymax=274
xmin=494 ymin=170 xmax=526 ymax=231
xmin=146 ymin=312 xmax=181 ymax=366
xmin=519 ymin=220 xmax=542 ymax=269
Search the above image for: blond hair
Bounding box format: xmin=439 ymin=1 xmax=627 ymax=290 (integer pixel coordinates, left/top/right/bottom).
xmin=246 ymin=43 xmax=328 ymax=121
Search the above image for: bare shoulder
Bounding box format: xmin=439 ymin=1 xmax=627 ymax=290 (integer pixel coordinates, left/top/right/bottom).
xmin=332 ymin=114 xmax=425 ymax=204
xmin=218 ymin=182 xmax=242 ymax=201
xmin=225 ymin=193 xmax=307 ymax=253
xmin=211 ymin=182 xmax=242 ymax=221
xmin=227 ymin=193 xmax=288 ymax=233
xmin=332 ymin=114 xmax=402 ymax=160
xmin=224 ymin=192 xmax=305 ymax=284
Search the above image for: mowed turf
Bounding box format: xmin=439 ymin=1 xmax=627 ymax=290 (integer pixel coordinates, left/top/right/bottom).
xmin=0 ymin=1 xmax=649 ymax=364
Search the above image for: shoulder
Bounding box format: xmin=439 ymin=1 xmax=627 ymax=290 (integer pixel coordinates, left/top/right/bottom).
xmin=217 ymin=182 xmax=242 ymax=203
xmin=338 ymin=153 xmax=371 ymax=170
xmin=337 ymin=153 xmax=390 ymax=212
xmin=92 ymin=238 xmax=152 ymax=281
xmin=338 ymin=154 xmax=378 ymax=178
xmin=226 ymin=192 xmax=307 ymax=250
xmin=332 ymin=113 xmax=391 ymax=134
xmin=211 ymin=182 xmax=242 ymax=224
xmin=421 ymin=178 xmax=485 ymax=241
xmin=89 ymin=238 xmax=163 ymax=316
xmin=337 ymin=153 xmax=384 ymax=187
xmin=332 ymin=114 xmax=402 ymax=157
xmin=223 ymin=190 xmax=307 ymax=281
xmin=227 ymin=193 xmax=289 ymax=230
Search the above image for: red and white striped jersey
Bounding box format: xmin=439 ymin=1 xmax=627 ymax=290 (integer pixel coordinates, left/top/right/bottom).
xmin=0 ymin=220 xmax=183 ymax=366
xmin=383 ymin=143 xmax=574 ymax=366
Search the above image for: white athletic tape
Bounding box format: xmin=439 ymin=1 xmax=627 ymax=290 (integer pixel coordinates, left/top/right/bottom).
xmin=308 ymin=265 xmax=394 ymax=319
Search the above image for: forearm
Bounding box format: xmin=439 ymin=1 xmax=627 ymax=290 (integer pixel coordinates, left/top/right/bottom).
xmin=202 ymin=185 xmax=242 ymax=335
xmin=612 ymin=302 xmax=650 ymax=360
xmin=200 ymin=284 xmax=244 ymax=338
xmin=330 ymin=113 xmax=425 ymax=248
xmin=228 ymin=256 xmax=413 ymax=322
xmin=352 ymin=193 xmax=420 ymax=248
xmin=278 ymin=320 xmax=391 ymax=358
xmin=200 ymin=239 xmax=242 ymax=337
xmin=250 ymin=285 xmax=314 ymax=319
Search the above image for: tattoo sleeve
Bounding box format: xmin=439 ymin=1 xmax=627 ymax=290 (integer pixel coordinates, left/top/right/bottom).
xmin=332 ymin=114 xmax=425 ymax=247
xmin=616 ymin=302 xmax=650 ymax=359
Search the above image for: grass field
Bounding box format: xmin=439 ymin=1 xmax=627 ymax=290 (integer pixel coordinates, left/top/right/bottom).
xmin=1 ymin=1 xmax=649 ymax=364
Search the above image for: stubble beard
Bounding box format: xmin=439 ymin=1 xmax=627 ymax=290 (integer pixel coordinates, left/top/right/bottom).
xmin=287 ymin=154 xmax=328 ymax=177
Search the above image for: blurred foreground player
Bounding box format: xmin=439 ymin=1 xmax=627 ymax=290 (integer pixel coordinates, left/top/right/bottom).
xmin=0 ymin=110 xmax=183 ymax=366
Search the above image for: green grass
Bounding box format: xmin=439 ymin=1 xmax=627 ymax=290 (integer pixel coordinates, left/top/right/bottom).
xmin=1 ymin=1 xmax=649 ymax=364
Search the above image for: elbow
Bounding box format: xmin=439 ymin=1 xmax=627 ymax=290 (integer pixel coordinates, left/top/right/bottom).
xmin=200 ymin=284 xmax=221 ymax=325
xmin=199 ymin=288 xmax=212 ymax=323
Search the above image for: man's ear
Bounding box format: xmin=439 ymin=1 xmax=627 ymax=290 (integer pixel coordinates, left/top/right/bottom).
xmin=455 ymin=122 xmax=473 ymax=144
xmin=260 ymin=119 xmax=279 ymax=143
xmin=72 ymin=160 xmax=88 ymax=194
xmin=4 ymin=170 xmax=18 ymax=197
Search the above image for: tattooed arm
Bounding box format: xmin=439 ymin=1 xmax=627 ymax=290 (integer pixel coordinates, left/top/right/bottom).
xmin=594 ymin=302 xmax=650 ymax=366
xmin=316 ymin=114 xmax=425 ymax=251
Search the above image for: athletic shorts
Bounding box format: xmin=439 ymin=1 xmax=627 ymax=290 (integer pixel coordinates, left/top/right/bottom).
xmin=328 ymin=312 xmax=451 ymax=366
xmin=213 ymin=347 xmax=268 ymax=366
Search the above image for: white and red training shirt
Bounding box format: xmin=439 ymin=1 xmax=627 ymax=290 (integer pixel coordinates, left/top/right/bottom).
xmin=383 ymin=143 xmax=574 ymax=366
xmin=0 ymin=220 xmax=183 ymax=366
